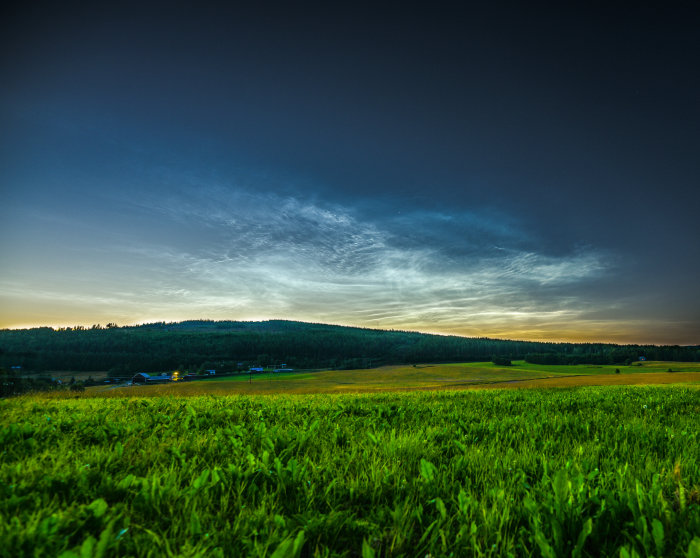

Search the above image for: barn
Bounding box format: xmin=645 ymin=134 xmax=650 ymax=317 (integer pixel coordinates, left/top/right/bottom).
xmin=132 ymin=373 xmax=172 ymax=384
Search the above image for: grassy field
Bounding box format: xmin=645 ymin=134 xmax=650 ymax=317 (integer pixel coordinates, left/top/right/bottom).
xmin=1 ymin=386 xmax=699 ymax=557
xmin=88 ymin=361 xmax=700 ymax=397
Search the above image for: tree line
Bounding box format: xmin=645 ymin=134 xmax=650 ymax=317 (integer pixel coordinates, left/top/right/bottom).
xmin=1 ymin=320 xmax=698 ymax=375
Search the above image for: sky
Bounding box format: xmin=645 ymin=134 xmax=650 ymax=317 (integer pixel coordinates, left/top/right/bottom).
xmin=1 ymin=2 xmax=699 ymax=344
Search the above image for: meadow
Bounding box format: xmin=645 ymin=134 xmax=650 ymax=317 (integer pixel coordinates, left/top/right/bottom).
xmin=2 ymin=385 xmax=699 ymax=557
xmin=93 ymin=360 xmax=700 ymax=397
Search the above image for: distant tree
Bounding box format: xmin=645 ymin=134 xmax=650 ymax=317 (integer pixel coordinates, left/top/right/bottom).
xmin=492 ymin=356 xmax=512 ymax=366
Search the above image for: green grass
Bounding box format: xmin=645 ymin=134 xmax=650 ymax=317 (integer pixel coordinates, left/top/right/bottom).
xmin=2 ymin=386 xmax=699 ymax=557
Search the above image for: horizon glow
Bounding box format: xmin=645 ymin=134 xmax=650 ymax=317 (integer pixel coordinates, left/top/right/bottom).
xmin=1 ymin=187 xmax=696 ymax=345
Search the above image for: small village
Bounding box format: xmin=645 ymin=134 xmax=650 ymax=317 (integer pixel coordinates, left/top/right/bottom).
xmin=128 ymin=365 xmax=295 ymax=386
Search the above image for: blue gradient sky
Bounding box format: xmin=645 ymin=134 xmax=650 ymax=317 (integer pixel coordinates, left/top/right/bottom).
xmin=1 ymin=2 xmax=699 ymax=343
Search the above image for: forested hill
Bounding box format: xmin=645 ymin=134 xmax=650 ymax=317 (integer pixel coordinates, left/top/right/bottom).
xmin=1 ymin=320 xmax=698 ymax=374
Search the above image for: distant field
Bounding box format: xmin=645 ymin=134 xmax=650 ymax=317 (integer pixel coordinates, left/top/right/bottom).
xmin=88 ymin=361 xmax=700 ymax=397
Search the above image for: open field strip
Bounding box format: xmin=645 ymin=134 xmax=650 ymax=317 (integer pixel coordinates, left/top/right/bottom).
xmin=475 ymin=372 xmax=700 ymax=390
xmin=88 ymin=361 xmax=700 ymax=397
xmin=2 ymin=386 xmax=699 ymax=557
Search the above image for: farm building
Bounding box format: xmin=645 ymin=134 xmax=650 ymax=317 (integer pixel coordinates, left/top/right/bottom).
xmin=132 ymin=373 xmax=172 ymax=384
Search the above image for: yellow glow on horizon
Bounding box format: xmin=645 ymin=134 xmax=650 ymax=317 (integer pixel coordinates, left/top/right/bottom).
xmin=0 ymin=314 xmax=692 ymax=346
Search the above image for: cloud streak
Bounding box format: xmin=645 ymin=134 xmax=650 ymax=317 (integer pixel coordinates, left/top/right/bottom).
xmin=5 ymin=180 xmax=693 ymax=343
xmin=85 ymin=186 xmax=614 ymax=339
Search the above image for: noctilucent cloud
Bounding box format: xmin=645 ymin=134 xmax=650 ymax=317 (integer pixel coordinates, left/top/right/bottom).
xmin=1 ymin=2 xmax=699 ymax=344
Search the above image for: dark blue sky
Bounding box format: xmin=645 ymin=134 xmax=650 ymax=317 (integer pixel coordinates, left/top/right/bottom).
xmin=1 ymin=2 xmax=699 ymax=343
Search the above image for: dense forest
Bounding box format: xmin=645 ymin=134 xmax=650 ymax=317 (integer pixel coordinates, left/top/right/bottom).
xmin=1 ymin=320 xmax=698 ymax=375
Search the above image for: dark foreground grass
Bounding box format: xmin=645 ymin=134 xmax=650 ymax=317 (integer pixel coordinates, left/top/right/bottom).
xmin=1 ymin=387 xmax=699 ymax=557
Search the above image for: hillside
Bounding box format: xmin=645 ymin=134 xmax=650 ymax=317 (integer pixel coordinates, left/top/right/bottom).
xmin=2 ymin=320 xmax=698 ymax=374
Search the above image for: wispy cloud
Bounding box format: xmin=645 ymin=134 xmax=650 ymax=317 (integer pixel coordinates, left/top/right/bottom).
xmin=1 ymin=180 xmax=628 ymax=339
xmin=93 ymin=186 xmax=614 ymax=338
